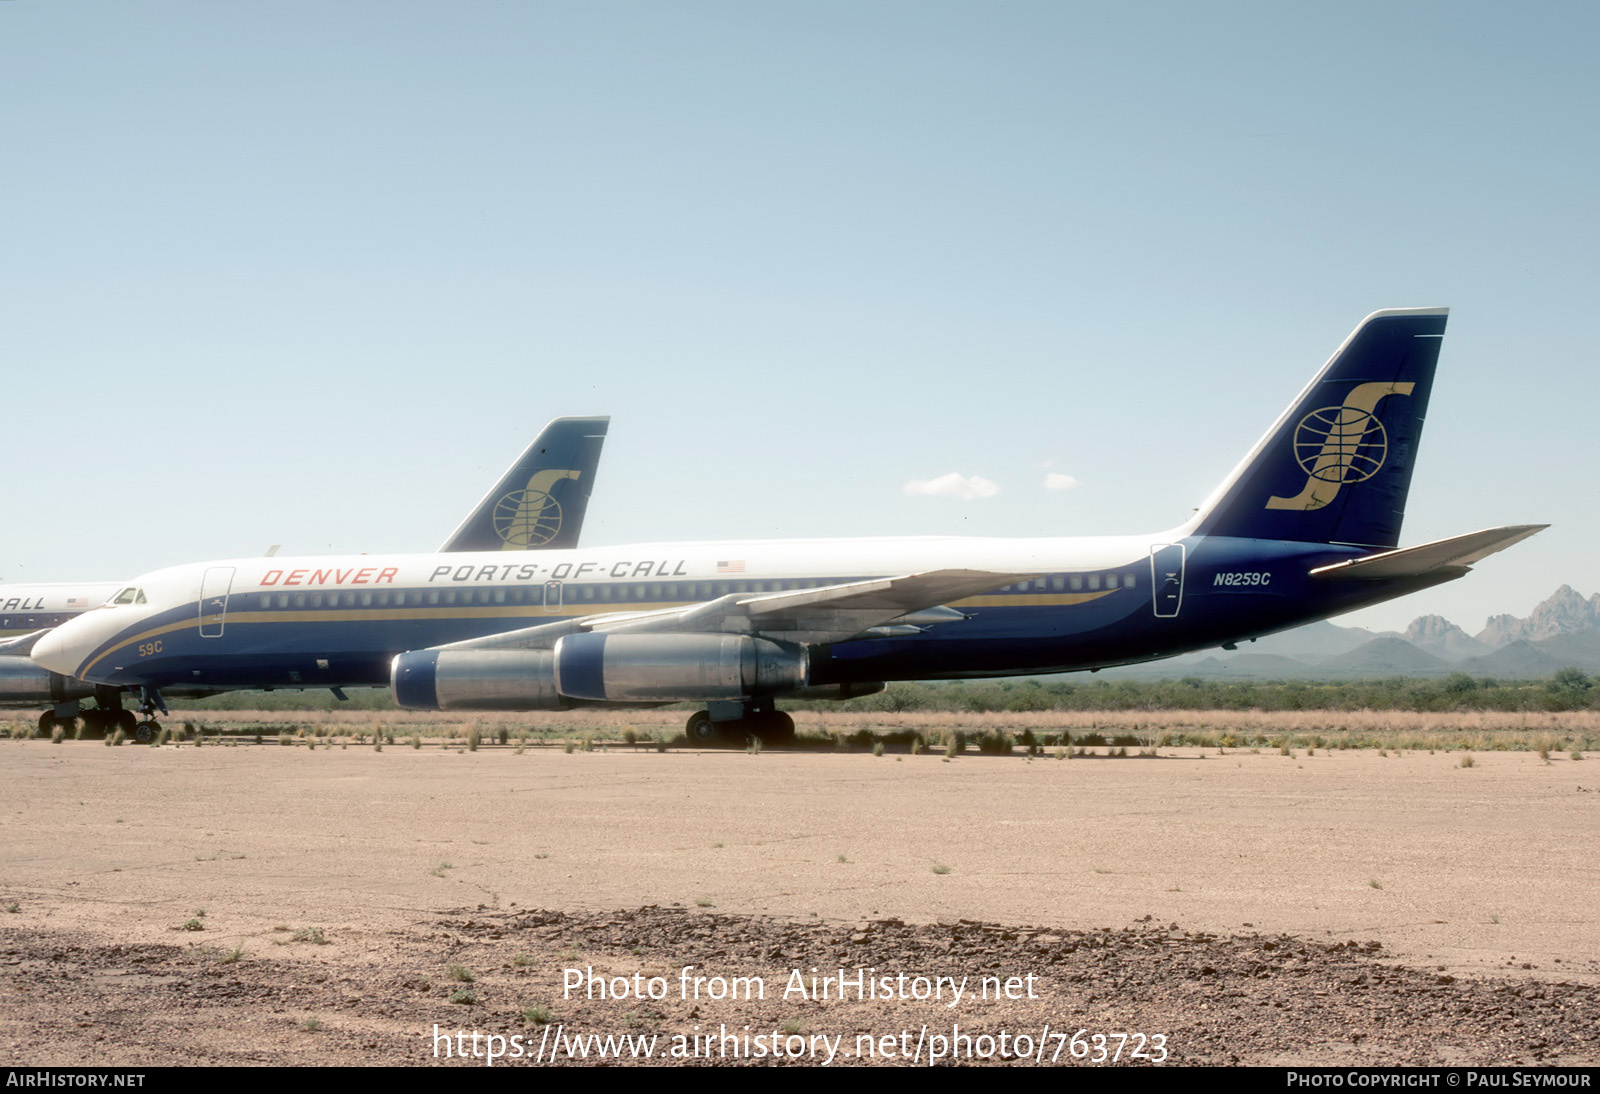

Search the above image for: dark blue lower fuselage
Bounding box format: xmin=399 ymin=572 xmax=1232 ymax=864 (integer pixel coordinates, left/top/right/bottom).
xmin=73 ymin=537 xmax=1453 ymax=695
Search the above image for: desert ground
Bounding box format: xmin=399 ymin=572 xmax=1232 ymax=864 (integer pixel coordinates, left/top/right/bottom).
xmin=2 ymin=726 xmax=1596 ymax=1066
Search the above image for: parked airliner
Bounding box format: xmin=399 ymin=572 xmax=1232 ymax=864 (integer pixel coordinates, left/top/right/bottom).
xmin=9 ymin=416 xmax=607 ymax=737
xmin=32 ymin=310 xmax=1544 ymax=742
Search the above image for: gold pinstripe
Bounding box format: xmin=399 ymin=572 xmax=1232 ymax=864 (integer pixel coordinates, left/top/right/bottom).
xmin=78 ymin=589 xmax=1122 ymax=677
xmin=79 ymin=603 xmax=672 ymax=676
xmin=953 ymin=591 xmax=1116 ymax=608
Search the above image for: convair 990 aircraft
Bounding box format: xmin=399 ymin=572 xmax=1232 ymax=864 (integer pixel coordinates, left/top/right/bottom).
xmin=0 ymin=583 xmax=123 ymax=731
xmin=8 ymin=416 xmax=608 ymax=738
xmin=33 ymin=310 xmax=1545 ymax=743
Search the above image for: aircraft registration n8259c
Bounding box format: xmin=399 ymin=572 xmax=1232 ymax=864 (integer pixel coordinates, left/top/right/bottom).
xmin=32 ymin=309 xmax=1546 ymax=743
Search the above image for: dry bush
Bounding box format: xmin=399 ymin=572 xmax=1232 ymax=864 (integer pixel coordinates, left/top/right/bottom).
xmin=146 ymin=706 xmax=1600 ymax=753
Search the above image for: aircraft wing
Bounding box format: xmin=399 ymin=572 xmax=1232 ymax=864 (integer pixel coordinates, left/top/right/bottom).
xmin=435 ymin=568 xmax=1026 ymax=652
xmin=0 ymin=630 xmax=50 ymax=657
xmin=1308 ymin=525 xmax=1548 ymax=581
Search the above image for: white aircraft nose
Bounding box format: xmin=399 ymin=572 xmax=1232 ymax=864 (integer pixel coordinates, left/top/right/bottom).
xmin=31 ymin=625 xmax=83 ymax=677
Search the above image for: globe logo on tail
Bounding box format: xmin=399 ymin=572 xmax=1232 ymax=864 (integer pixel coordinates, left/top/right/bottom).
xmin=493 ymin=489 xmax=564 ymax=547
xmin=490 ymin=468 xmax=582 ymax=548
xmin=1292 ymin=406 xmax=1387 ymax=484
xmin=1265 ymin=381 xmax=1413 ymax=512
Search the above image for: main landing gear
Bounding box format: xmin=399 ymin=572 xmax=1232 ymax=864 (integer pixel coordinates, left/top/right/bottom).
xmin=77 ymin=707 xmax=138 ymax=738
xmin=37 ymin=687 xmax=141 ymax=740
xmin=38 ymin=708 xmax=76 ymax=738
xmin=684 ymin=700 xmax=795 ymax=747
xmin=79 ymin=685 xmax=138 ymax=739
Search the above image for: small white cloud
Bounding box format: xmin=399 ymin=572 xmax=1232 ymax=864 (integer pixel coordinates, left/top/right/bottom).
xmin=1043 ymin=473 xmax=1080 ymax=491
xmin=903 ymin=472 xmax=1000 ymax=501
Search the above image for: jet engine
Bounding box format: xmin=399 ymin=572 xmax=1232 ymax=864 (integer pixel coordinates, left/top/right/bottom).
xmin=552 ymin=634 xmax=806 ymax=702
xmin=0 ymin=657 xmax=94 ymax=704
xmin=391 ymin=634 xmax=808 ymax=711
xmin=391 ymin=649 xmax=564 ymax=712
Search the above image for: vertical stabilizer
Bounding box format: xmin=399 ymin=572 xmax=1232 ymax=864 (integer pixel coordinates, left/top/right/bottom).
xmin=440 ymin=417 xmax=610 ymax=552
xmin=1188 ymin=309 xmax=1446 ymax=548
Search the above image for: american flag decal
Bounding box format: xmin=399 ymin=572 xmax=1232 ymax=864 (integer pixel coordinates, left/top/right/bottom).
xmin=66 ymin=598 xmax=86 ymax=608
xmin=717 ymin=560 xmax=746 ymax=573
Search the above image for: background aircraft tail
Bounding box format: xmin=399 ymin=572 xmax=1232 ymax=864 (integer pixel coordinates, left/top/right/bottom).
xmin=440 ymin=416 xmax=609 ymax=552
xmin=1188 ymin=308 xmax=1447 ymax=549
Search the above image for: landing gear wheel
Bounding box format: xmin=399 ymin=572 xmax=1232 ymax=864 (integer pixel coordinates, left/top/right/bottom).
xmin=115 ymin=710 xmax=138 ymax=736
xmin=37 ymin=712 xmax=53 ymax=737
xmin=134 ymin=720 xmax=159 ymax=745
xmin=685 ymin=711 xmax=720 ymax=745
xmin=756 ymin=711 xmax=795 ymax=745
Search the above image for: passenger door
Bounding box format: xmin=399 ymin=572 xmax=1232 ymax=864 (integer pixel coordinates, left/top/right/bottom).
xmin=198 ymin=566 xmax=236 ymax=638
xmin=1149 ymin=545 xmax=1185 ymax=618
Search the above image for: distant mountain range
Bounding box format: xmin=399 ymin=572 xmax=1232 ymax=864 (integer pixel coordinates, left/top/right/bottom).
xmin=1101 ymin=585 xmax=1600 ymax=680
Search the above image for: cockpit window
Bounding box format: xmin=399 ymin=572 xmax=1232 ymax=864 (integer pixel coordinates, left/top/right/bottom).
xmin=111 ymin=587 xmax=147 ymax=606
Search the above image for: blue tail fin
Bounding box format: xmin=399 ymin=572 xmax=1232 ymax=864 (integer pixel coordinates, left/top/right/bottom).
xmin=1189 ymin=309 xmax=1446 ymax=548
xmin=440 ymin=416 xmax=610 ymax=552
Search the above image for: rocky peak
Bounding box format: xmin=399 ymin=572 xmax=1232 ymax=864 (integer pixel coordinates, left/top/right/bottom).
xmin=1476 ymin=613 xmax=1525 ymax=647
xmin=1475 ymin=586 xmax=1600 ymax=648
xmin=1405 ymin=614 xmax=1485 ymax=659
xmin=1405 ymin=615 xmax=1459 ymax=641
xmin=1523 ymin=585 xmax=1600 ymax=641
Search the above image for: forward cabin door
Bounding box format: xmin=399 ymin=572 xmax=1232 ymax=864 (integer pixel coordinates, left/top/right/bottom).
xmin=198 ymin=566 xmax=236 ymax=638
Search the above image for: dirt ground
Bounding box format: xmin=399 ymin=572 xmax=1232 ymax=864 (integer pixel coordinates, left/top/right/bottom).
xmin=2 ymin=740 xmax=1596 ymax=1066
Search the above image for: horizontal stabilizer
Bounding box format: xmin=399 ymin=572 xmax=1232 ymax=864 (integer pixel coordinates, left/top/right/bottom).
xmin=1308 ymin=524 xmax=1548 ymax=580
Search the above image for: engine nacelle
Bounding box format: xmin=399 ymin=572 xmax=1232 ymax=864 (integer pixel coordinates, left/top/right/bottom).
xmin=391 ymin=649 xmax=565 ymax=711
xmin=0 ymin=656 xmax=94 ymax=704
xmin=554 ymin=633 xmax=807 ymax=702
xmin=392 ymin=635 xmax=809 ymax=710
xmin=781 ymin=681 xmax=886 ymax=701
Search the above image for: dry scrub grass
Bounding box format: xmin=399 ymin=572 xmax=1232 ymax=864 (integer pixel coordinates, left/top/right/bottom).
xmin=805 ymin=707 xmax=1600 ymax=738
xmin=14 ymin=706 xmax=1587 ymax=754
xmin=788 ymin=708 xmax=1598 ymax=753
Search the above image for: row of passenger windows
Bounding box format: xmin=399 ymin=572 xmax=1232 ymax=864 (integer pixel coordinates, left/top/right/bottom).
xmin=1 ymin=615 xmax=74 ymax=630
xmin=253 ymin=579 xmax=848 ymax=611
xmin=1001 ymin=573 xmax=1137 ymax=593
xmin=248 ymin=572 xmax=1138 ymax=612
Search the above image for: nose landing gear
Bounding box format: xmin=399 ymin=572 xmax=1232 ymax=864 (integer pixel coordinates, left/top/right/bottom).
xmin=133 ymin=686 xmax=167 ymax=744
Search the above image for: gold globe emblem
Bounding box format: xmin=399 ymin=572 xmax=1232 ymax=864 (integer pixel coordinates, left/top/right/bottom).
xmin=492 ymin=489 xmax=564 ymax=547
xmin=1292 ymin=406 xmax=1388 ymax=484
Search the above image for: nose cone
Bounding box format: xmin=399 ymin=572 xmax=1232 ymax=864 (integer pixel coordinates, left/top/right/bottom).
xmin=31 ymin=622 xmax=86 ymax=677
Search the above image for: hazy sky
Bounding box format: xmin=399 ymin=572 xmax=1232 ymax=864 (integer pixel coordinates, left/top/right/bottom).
xmin=4 ymin=2 xmax=1595 ymax=635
